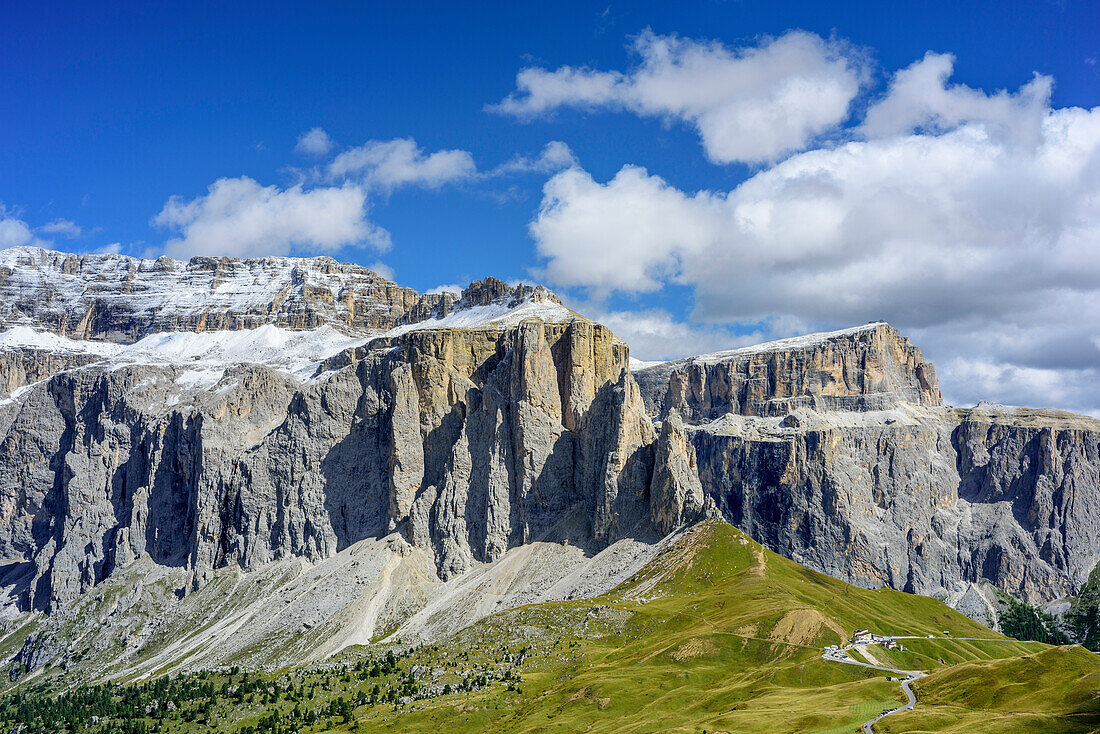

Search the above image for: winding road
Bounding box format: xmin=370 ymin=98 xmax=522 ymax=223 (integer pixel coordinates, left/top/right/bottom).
xmin=821 ymin=646 xmax=924 ymax=733
xmin=823 ymin=633 xmax=1039 ymax=732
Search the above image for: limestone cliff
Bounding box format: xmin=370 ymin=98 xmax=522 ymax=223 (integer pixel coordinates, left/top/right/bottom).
xmin=635 ymin=322 xmax=942 ymax=420
xmin=0 ymin=244 xmax=1097 ymax=663
xmin=633 ymin=328 xmax=1100 ymax=607
xmin=0 ymin=275 xmax=679 ymax=616
xmin=649 ymin=411 xmax=706 ymax=536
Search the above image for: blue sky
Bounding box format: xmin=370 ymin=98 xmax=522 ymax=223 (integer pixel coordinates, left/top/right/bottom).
xmin=2 ymin=0 xmax=1099 ymax=413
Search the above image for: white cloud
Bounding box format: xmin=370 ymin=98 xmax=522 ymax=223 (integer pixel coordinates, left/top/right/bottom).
xmin=327 ymin=138 xmax=477 ymax=190
xmin=574 ymin=305 xmax=764 ymax=362
xmin=529 ymin=58 xmax=1100 ymax=413
xmin=424 ymin=283 xmax=465 ymax=296
xmin=862 ymin=52 xmax=1053 ymax=146
xmin=367 ymin=260 xmax=395 ymax=281
xmin=39 ymin=218 xmax=82 ymax=238
xmin=493 ymin=30 xmax=866 ymax=163
xmin=95 ymin=242 xmax=123 ymax=255
xmin=491 ymin=141 xmax=578 ymax=175
xmin=153 ymin=176 xmax=388 ymax=258
xmin=151 ymin=137 xmax=571 ymax=264
xmin=937 ymin=358 xmax=1100 ymax=418
xmin=0 ymin=212 xmax=41 ymax=248
xmin=494 ymin=66 xmax=623 ymax=116
xmin=295 ymin=127 xmax=335 ymax=156
xmin=531 ymin=165 xmax=724 ymax=296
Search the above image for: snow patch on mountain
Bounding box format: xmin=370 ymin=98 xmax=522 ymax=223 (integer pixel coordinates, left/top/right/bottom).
xmin=0 ymin=325 xmax=122 ymax=356
xmin=0 ymin=245 xmax=418 ymax=340
xmin=115 ymin=325 xmax=369 ymax=377
xmin=689 ymin=322 xmax=889 ymax=364
xmin=382 ymin=298 xmax=577 ymax=337
xmin=0 ymin=292 xmax=581 ymax=397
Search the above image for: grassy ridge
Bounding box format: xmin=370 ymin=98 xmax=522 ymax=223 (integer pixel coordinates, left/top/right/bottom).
xmin=350 ymin=521 xmax=1095 ymax=733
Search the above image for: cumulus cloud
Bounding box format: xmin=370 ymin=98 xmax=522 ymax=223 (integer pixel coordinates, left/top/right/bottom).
xmin=495 ymin=66 xmax=623 ymax=116
xmin=531 ymin=165 xmax=724 ymax=295
xmin=493 ymin=30 xmax=866 ymax=163
xmin=327 ymin=138 xmax=477 ymax=190
xmin=862 ymin=52 xmax=1053 ymax=146
xmin=39 ymin=218 xmax=82 ymax=238
xmin=491 ymin=141 xmax=578 ymax=175
xmin=424 ymin=283 xmax=465 ymax=295
xmin=295 ymin=127 xmax=335 ymax=156
xmin=529 ymin=59 xmax=1100 ymax=413
xmin=367 ymin=260 xmax=395 ymax=280
xmin=575 ymin=305 xmax=764 ymax=362
xmin=152 ymin=136 xmax=572 ymax=262
xmin=96 ymin=242 xmax=123 ymax=255
xmin=937 ymin=358 xmax=1100 ymax=418
xmin=153 ymin=176 xmax=389 ymax=258
xmin=0 ymin=211 xmax=41 ymax=248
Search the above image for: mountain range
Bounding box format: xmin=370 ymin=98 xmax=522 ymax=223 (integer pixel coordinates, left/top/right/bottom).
xmin=0 ymin=245 xmax=1097 ymax=731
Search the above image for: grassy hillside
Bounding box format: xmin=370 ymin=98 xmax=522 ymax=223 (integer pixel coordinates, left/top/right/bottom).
xmin=1 ymin=520 xmax=1097 ymax=734
xmin=878 ymin=645 xmax=1100 ymax=733
xmin=352 ymin=521 xmax=1071 ymax=734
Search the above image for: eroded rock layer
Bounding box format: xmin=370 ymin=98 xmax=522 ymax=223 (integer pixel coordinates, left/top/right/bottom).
xmin=635 ymin=322 xmax=942 ymax=420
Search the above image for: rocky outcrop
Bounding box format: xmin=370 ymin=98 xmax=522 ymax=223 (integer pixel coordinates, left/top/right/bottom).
xmin=395 ymin=277 xmax=563 ymax=327
xmin=952 ymin=406 xmax=1100 ymax=599
xmin=0 ymin=246 xmax=421 ymax=341
xmin=0 ymin=363 xmax=302 ymax=611
xmin=0 ymin=303 xmax=676 ymax=612
xmin=649 ymin=412 xmax=705 ymax=536
xmin=631 ymin=323 xmax=1099 ymax=607
xmin=690 ymin=407 xmax=1100 ymax=605
xmin=574 ymin=370 xmax=657 ymax=542
xmin=635 ymin=322 xmax=942 ymax=421
xmin=0 ymin=347 xmax=103 ymax=395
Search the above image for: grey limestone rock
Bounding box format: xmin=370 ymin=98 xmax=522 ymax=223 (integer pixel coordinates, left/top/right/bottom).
xmin=0 ymin=292 xmax=687 ymax=613
xmin=648 ymin=368 xmax=1100 ymax=607
xmin=649 ymin=411 xmax=705 ymax=536
xmin=0 ymin=246 xmax=421 ymax=341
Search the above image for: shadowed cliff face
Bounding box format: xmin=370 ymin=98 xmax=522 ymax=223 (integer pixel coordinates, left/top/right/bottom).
xmin=692 ymin=414 xmax=1100 ymax=605
xmin=0 ymin=311 xmax=700 ymax=613
xmin=633 ymin=325 xmax=1100 ymax=606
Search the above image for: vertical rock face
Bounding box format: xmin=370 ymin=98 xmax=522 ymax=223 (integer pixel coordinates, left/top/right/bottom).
xmin=649 ymin=411 xmax=705 ymax=536
xmin=0 ymin=364 xmax=301 ymax=612
xmin=0 ymin=348 xmax=103 ymax=394
xmin=0 ymin=245 xmax=1097 ymax=631
xmin=0 ymin=294 xmax=684 ymax=612
xmin=635 ymin=322 xmax=942 ymax=421
xmin=693 ymin=416 xmax=965 ymax=598
xmin=952 ymin=409 xmax=1100 ymax=598
xmin=689 ymin=409 xmax=1100 ymax=605
xmin=574 ymin=370 xmax=657 ymax=542
xmin=634 ymin=325 xmax=1100 ymax=607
